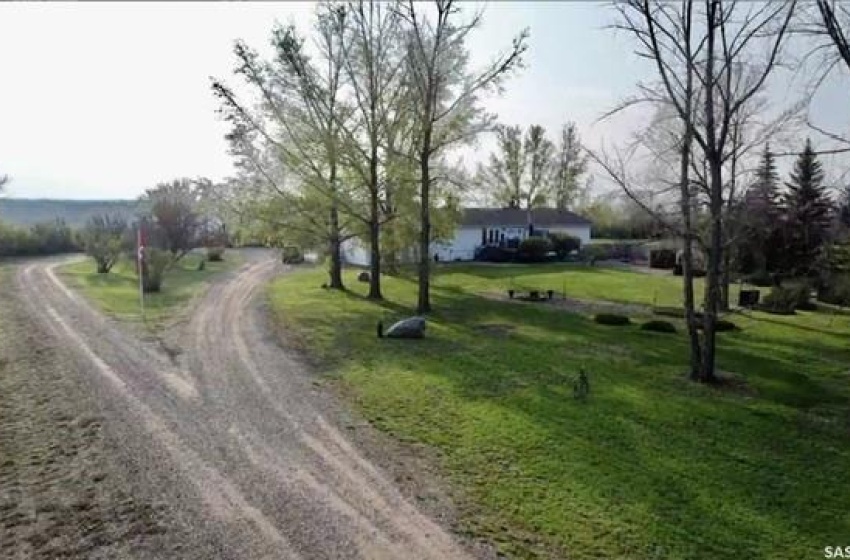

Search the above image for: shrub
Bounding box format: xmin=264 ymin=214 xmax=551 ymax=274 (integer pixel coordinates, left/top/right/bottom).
xmin=142 ymin=248 xmax=172 ymax=293
xmin=475 ymin=245 xmax=514 ymax=263
xmin=817 ymin=274 xmax=850 ymax=307
xmin=759 ymin=286 xmax=799 ymax=315
xmin=641 ymin=320 xmax=677 ymax=333
xmin=594 ymin=313 xmax=631 ymax=326
xmin=548 ymin=233 xmax=581 ymax=260
xmin=206 ymin=247 xmax=225 ymax=262
xmin=649 ymin=249 xmax=677 ymax=269
xmin=792 ymin=284 xmax=816 ymax=311
xmin=82 ymin=214 xmax=127 ymax=273
xmin=580 ymin=244 xmax=608 ymax=265
xmin=517 ymin=237 xmax=553 ymax=263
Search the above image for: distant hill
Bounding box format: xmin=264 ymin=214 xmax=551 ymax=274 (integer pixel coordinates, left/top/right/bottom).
xmin=0 ymin=199 xmax=142 ymax=228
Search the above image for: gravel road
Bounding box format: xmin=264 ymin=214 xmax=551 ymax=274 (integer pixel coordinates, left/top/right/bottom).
xmin=3 ymin=252 xmax=473 ymax=559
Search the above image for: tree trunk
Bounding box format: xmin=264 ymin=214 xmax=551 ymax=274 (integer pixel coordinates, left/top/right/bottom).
xmin=368 ymin=146 xmax=383 ymax=299
xmin=328 ymin=202 xmax=345 ymax=290
xmin=368 ymin=218 xmax=382 ymax=299
xmin=701 ymin=158 xmax=723 ymax=383
xmin=720 ymin=252 xmax=731 ymax=311
xmin=417 ymin=147 xmax=431 ymax=314
xmin=679 ymin=130 xmax=703 ymax=381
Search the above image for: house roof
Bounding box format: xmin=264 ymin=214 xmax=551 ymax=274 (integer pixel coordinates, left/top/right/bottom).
xmin=460 ymin=207 xmax=592 ymax=228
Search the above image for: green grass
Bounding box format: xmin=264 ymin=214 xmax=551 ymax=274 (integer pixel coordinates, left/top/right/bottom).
xmin=431 ymin=262 xmax=741 ymax=309
xmin=59 ymin=252 xmax=240 ymax=327
xmin=268 ymin=263 xmax=850 ymax=559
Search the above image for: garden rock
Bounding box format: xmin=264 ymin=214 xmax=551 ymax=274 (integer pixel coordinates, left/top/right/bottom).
xmin=378 ymin=316 xmax=426 ymax=339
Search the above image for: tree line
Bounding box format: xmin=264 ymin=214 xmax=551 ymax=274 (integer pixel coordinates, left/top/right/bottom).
xmin=597 ymin=0 xmax=850 ymax=383
xmin=210 ymin=0 xmax=528 ymax=311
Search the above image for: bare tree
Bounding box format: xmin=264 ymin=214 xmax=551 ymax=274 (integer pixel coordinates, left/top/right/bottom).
xmin=608 ymin=0 xmax=796 ymax=382
xmin=397 ymin=0 xmax=528 ymax=313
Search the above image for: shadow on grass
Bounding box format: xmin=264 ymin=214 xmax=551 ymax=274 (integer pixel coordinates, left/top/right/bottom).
xmin=278 ymin=269 xmax=850 ymax=558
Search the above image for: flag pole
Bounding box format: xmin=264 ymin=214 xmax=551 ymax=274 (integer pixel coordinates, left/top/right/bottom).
xmin=137 ymin=223 xmax=146 ymax=322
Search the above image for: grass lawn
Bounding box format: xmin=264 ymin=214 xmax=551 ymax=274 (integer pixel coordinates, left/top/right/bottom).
xmin=59 ymin=251 xmax=240 ymax=327
xmin=268 ymin=263 xmax=850 ymax=559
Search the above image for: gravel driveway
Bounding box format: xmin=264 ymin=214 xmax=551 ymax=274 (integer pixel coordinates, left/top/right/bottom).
xmin=3 ymin=252 xmax=472 ymax=559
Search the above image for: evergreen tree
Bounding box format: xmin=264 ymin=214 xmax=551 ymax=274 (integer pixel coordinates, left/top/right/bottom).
xmin=783 ymin=138 xmax=833 ymax=274
xmin=737 ymin=144 xmax=782 ymax=274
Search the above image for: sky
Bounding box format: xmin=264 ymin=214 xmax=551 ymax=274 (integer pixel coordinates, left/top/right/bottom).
xmin=0 ymin=1 xmax=848 ymax=200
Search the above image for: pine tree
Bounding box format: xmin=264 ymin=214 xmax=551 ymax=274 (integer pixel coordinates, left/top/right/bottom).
xmin=738 ymin=144 xmax=781 ymax=274
xmin=783 ymin=138 xmax=833 ymax=274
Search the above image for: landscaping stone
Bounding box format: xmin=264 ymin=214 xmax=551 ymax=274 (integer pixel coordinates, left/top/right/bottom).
xmin=378 ymin=317 xmax=426 ymax=339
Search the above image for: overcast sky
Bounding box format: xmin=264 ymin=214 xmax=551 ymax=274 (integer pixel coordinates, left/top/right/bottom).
xmin=0 ymin=1 xmax=847 ymax=200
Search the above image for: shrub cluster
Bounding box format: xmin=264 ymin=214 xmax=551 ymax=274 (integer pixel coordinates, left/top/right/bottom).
xmin=517 ymin=237 xmax=554 ymax=263
xmin=0 ymin=221 xmax=80 ymax=257
xmin=817 ymin=275 xmax=850 ymax=307
xmin=206 ymin=247 xmax=225 ymax=262
xmin=548 ymin=233 xmax=581 ymax=259
xmin=759 ymin=285 xmax=814 ymax=314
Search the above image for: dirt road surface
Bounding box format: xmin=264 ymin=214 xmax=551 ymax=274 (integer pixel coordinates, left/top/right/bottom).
xmin=1 ymin=252 xmax=474 ymax=559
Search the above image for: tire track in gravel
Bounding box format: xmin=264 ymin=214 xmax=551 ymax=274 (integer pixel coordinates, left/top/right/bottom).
xmin=11 ymin=253 xmax=473 ymax=559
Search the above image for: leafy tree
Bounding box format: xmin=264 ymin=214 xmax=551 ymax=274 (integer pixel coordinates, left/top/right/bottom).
xmin=524 ymin=124 xmax=554 ymax=208
xmin=141 ymin=178 xmax=202 ymax=260
xmin=82 ymin=214 xmax=127 ymax=273
xmin=784 ymin=139 xmax=833 ymax=274
xmin=551 ymin=122 xmax=588 ymax=210
xmin=397 ymin=0 xmax=528 ymax=313
xmin=212 ymin=4 xmax=351 ymax=290
xmin=477 ymin=124 xmax=526 ymax=208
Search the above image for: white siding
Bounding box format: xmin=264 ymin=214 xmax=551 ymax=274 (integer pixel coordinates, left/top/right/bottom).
xmin=344 ymin=222 xmax=592 ymax=266
xmin=433 ymin=227 xmax=481 ymax=261
xmin=341 ymin=238 xmax=370 ymax=267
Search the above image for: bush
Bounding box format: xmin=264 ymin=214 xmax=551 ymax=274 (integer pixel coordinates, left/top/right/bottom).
xmin=548 ymin=233 xmax=581 ymax=260
xmin=206 ymin=247 xmax=225 ymax=262
xmin=649 ymin=249 xmax=677 ymax=269
xmin=475 ymin=245 xmax=515 ymax=263
xmin=517 ymin=237 xmax=553 ymax=263
xmin=817 ymin=274 xmax=850 ymax=307
xmin=594 ymin=313 xmax=631 ymax=326
xmin=759 ymin=286 xmax=799 ymax=315
xmin=641 ymin=320 xmax=677 ymax=333
xmin=141 ymin=249 xmax=171 ymax=293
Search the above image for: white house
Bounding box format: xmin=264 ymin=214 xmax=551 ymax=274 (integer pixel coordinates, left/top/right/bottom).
xmin=342 ymin=207 xmax=592 ymax=266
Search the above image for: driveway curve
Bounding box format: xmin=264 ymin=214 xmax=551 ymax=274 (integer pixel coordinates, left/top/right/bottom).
xmin=8 ymin=252 xmax=472 ymax=560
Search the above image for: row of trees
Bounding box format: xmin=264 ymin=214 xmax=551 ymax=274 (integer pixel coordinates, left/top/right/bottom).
xmin=474 ymin=122 xmax=589 ymax=210
xmin=736 ymin=140 xmax=845 ymax=279
xmin=211 ymin=0 xmax=528 ymax=310
xmin=600 ymin=0 xmax=850 ymax=383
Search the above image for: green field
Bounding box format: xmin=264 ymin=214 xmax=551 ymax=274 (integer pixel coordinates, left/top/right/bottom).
xmin=268 ymin=263 xmax=850 ymax=559
xmin=59 ymin=251 xmax=240 ymax=327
